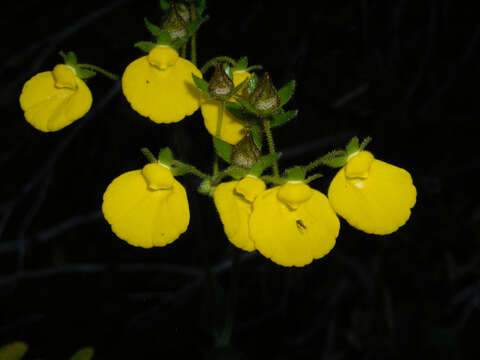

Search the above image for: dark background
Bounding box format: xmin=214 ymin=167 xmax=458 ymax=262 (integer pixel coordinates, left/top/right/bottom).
xmin=1 ymin=0 xmax=479 ymax=359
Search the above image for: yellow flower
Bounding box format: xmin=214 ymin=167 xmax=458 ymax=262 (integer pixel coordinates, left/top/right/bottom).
xmin=122 ymin=46 xmax=202 ymax=123
xmin=250 ymin=182 xmax=340 ymax=267
xmin=19 ymin=64 xmax=92 ymax=132
xmin=102 ymin=162 xmax=190 ymax=248
xmin=328 ymin=151 xmax=416 ymax=235
xmin=201 ymin=70 xmax=250 ymax=144
xmin=213 ymin=176 xmax=266 ymax=251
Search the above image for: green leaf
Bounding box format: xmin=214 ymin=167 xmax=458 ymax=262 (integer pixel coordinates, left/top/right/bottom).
xmin=134 ymin=41 xmax=157 ymax=53
xmin=75 ymin=68 xmax=96 ymax=80
xmin=235 ymin=97 xmax=258 ymax=115
xmin=223 ymin=63 xmax=233 ymax=79
xmin=230 ymin=78 xmax=248 ymax=97
xmin=225 ymin=102 xmax=244 ymax=119
xmin=359 ymin=136 xmax=372 ymax=151
xmin=144 ymin=18 xmax=163 ymax=36
xmin=226 ymin=166 xmax=248 ymax=180
xmin=278 ymin=80 xmax=295 ymax=107
xmin=232 ymin=56 xmax=248 ymax=72
xmin=159 ymin=0 xmax=170 ymax=10
xmin=346 ymin=136 xmax=359 ymax=155
xmin=69 ymin=347 xmax=94 ymax=360
xmin=247 ymin=73 xmax=258 ymax=95
xmin=59 ymin=51 xmax=78 ymax=66
xmin=197 ymin=0 xmax=206 ymax=14
xmin=141 ymin=148 xmax=157 ymax=163
xmin=0 ymin=342 xmax=28 ymax=360
xmin=322 ymin=150 xmax=348 ymax=168
xmin=251 ymin=125 xmax=263 ymax=150
xmin=249 ymin=153 xmax=281 ymax=177
xmin=270 ymin=110 xmax=298 ymax=128
xmin=192 ymin=74 xmax=209 ymax=93
xmin=285 ymin=166 xmax=305 ymax=181
xmin=171 ymin=165 xmax=190 ymax=176
xmin=213 ymin=137 xmax=233 ymax=163
xmin=158 ymin=147 xmax=174 ymax=166
xmin=156 ymin=30 xmax=172 ymax=45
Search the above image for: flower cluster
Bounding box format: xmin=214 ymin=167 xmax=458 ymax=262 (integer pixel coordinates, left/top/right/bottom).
xmin=20 ymin=3 xmax=417 ymax=268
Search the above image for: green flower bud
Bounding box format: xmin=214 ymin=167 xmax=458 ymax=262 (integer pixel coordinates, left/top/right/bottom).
xmin=208 ymin=63 xmax=234 ymax=100
xmin=248 ymin=72 xmax=280 ymax=114
xmin=231 ymin=131 xmax=261 ymax=168
xmin=163 ymin=3 xmax=188 ymax=40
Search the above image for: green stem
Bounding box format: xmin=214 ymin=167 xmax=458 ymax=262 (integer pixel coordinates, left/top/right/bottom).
xmin=260 ymin=175 xmax=285 ymax=185
xmin=77 ymin=64 xmax=119 ymax=80
xmin=172 ymin=160 xmax=210 ymax=180
xmin=200 ymin=56 xmax=236 ymax=74
xmin=303 ymin=150 xmax=346 ymax=173
xmin=190 ymin=5 xmax=197 ymax=66
xmin=245 ymin=64 xmax=263 ymax=72
xmin=263 ymin=119 xmax=279 ymax=176
xmin=211 ymin=167 xmax=231 ymax=186
xmin=181 ymin=43 xmax=187 ymax=59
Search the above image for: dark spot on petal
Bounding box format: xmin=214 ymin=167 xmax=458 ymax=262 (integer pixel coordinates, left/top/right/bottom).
xmin=296 ymin=219 xmax=307 ymax=233
xmin=146 ymin=80 xmax=150 ymax=84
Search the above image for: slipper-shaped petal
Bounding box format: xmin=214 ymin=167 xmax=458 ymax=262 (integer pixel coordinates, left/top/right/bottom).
xmin=201 ymin=71 xmax=250 ymax=144
xmin=250 ymin=184 xmax=340 ymax=267
xmin=122 ymin=46 xmax=202 ymax=124
xmin=328 ymin=151 xmax=417 ymax=235
xmin=19 ymin=65 xmax=92 ymax=132
xmin=213 ymin=176 xmax=266 ymax=251
xmin=102 ymin=163 xmax=190 ymax=248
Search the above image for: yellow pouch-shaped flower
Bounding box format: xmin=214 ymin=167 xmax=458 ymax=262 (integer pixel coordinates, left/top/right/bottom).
xmin=19 ymin=64 xmax=92 ymax=132
xmin=250 ymin=182 xmax=340 ymax=267
xmin=201 ymin=71 xmax=250 ymax=144
xmin=122 ymin=46 xmax=202 ymax=123
xmin=102 ymin=163 xmax=190 ymax=248
xmin=213 ymin=176 xmax=266 ymax=251
xmin=328 ymin=151 xmax=417 ymax=235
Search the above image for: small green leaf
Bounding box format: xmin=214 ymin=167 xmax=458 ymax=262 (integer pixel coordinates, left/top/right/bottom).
xmin=359 ymin=136 xmax=372 ymax=151
xmin=346 ymin=136 xmax=359 ymax=155
xmin=134 ymin=41 xmax=157 ymax=53
xmin=159 ymin=0 xmax=170 ymax=10
xmin=144 ymin=18 xmax=163 ymax=36
xmin=285 ymin=166 xmax=305 ymax=181
xmin=278 ymin=80 xmax=295 ymax=107
xmin=192 ymin=74 xmax=209 ymax=93
xmin=69 ymin=347 xmax=94 ymax=360
xmin=232 ymin=56 xmax=248 ymax=72
xmin=0 ymin=342 xmax=28 ymax=360
xmin=230 ymin=78 xmax=248 ymax=97
xmin=235 ymin=97 xmax=258 ymax=115
xmin=156 ymin=30 xmax=172 ymax=45
xmin=270 ymin=110 xmax=298 ymax=128
xmin=171 ymin=165 xmax=190 ymax=176
xmin=322 ymin=150 xmax=348 ymax=168
xmin=226 ymin=166 xmax=248 ymax=180
xmin=213 ymin=137 xmax=233 ymax=163
xmin=59 ymin=51 xmax=78 ymax=66
xmin=223 ymin=63 xmax=233 ymax=79
xmin=249 ymin=153 xmax=281 ymax=177
xmin=197 ymin=0 xmax=206 ymax=14
xmin=75 ymin=68 xmax=96 ymax=80
xmin=247 ymin=73 xmax=258 ymax=95
xmin=158 ymin=147 xmax=174 ymax=166
xmin=251 ymin=125 xmax=263 ymax=150
xmin=141 ymin=148 xmax=157 ymax=163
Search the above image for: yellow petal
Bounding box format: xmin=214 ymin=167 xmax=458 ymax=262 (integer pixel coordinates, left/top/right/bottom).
xmin=148 ymin=46 xmax=179 ymax=70
xmin=250 ymin=187 xmax=339 ymax=267
xmin=122 ymin=51 xmax=202 ymax=124
xmin=142 ymin=163 xmax=174 ymax=190
xmin=214 ymin=181 xmax=256 ymax=251
xmin=52 ymin=64 xmax=77 ymax=89
xmin=102 ymin=170 xmax=190 ymax=248
xmin=234 ymin=176 xmax=266 ymax=203
xmin=277 ymin=182 xmax=313 ymax=210
xmin=200 ymin=71 xmax=251 ymax=145
xmin=345 ymin=151 xmax=374 ymax=179
xmin=328 ymin=155 xmax=417 ymax=235
xmin=19 ymin=71 xmax=92 ymax=132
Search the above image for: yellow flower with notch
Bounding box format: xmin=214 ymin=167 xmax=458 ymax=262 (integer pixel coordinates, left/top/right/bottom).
xmin=122 ymin=20 xmax=202 ymax=124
